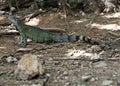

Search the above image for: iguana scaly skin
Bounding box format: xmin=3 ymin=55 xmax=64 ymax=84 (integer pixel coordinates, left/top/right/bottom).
xmin=8 ymin=16 xmax=100 ymax=47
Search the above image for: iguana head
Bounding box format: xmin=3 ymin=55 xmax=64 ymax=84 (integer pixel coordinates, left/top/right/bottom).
xmin=8 ymin=16 xmax=22 ymax=26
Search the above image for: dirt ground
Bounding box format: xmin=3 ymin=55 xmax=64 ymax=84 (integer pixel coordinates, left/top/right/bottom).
xmin=0 ymin=9 xmax=120 ymax=86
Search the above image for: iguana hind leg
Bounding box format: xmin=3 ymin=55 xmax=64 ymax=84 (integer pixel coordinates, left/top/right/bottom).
xmin=18 ymin=33 xmax=27 ymax=47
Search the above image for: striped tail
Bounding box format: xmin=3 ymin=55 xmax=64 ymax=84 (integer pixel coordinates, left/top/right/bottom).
xmin=76 ymin=35 xmax=99 ymax=45
xmin=53 ymin=34 xmax=99 ymax=45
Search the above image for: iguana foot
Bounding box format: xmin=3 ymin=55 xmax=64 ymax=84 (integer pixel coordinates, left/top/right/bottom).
xmin=18 ymin=34 xmax=27 ymax=47
xmin=18 ymin=42 xmax=27 ymax=47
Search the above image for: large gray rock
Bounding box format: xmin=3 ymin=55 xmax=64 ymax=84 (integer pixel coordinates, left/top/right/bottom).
xmin=14 ymin=54 xmax=44 ymax=80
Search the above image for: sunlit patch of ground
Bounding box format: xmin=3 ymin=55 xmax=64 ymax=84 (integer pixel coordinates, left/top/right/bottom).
xmin=65 ymin=49 xmax=100 ymax=60
xmin=70 ymin=19 xmax=87 ymax=24
xmin=25 ymin=18 xmax=40 ymax=26
xmin=103 ymin=12 xmax=120 ymax=18
xmin=91 ymin=23 xmax=120 ymax=31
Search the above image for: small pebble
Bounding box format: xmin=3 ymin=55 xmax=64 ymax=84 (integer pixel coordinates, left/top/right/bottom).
xmin=6 ymin=56 xmax=17 ymax=63
xmin=81 ymin=75 xmax=92 ymax=81
xmin=102 ymin=80 xmax=113 ymax=86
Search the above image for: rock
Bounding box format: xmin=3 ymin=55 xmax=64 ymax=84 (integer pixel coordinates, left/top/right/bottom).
xmin=0 ymin=11 xmax=6 ymax=15
xmin=117 ymin=81 xmax=120 ymax=86
xmin=94 ymin=61 xmax=107 ymax=68
xmin=103 ymin=0 xmax=118 ymax=13
xmin=90 ymin=45 xmax=102 ymax=53
xmin=90 ymin=77 xmax=95 ymax=81
xmin=6 ymin=56 xmax=18 ymax=63
xmin=102 ymin=80 xmax=113 ymax=86
xmin=0 ymin=16 xmax=8 ymax=25
xmin=81 ymin=74 xmax=92 ymax=81
xmin=14 ymin=54 xmax=44 ymax=80
xmin=64 ymin=82 xmax=71 ymax=86
xmin=90 ymin=53 xmax=100 ymax=60
xmin=10 ymin=7 xmax=16 ymax=12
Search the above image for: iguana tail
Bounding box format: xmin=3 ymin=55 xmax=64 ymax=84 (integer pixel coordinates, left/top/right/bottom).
xmin=53 ymin=35 xmax=99 ymax=45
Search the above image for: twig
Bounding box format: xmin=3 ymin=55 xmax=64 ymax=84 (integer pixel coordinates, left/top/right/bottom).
xmin=24 ymin=9 xmax=46 ymax=21
xmin=85 ymin=14 xmax=99 ymax=28
xmin=108 ymin=31 xmax=120 ymax=37
xmin=114 ymin=38 xmax=120 ymax=42
xmin=0 ymin=30 xmax=19 ymax=36
xmin=52 ymin=57 xmax=120 ymax=62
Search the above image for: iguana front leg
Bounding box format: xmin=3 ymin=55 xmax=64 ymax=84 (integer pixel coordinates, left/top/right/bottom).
xmin=18 ymin=33 xmax=27 ymax=47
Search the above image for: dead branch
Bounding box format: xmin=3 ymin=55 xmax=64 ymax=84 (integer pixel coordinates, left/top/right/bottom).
xmin=0 ymin=30 xmax=19 ymax=36
xmin=52 ymin=57 xmax=120 ymax=62
xmin=24 ymin=10 xmax=45 ymax=21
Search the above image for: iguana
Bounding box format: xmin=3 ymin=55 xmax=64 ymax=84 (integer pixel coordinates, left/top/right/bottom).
xmin=8 ymin=16 xmax=100 ymax=47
